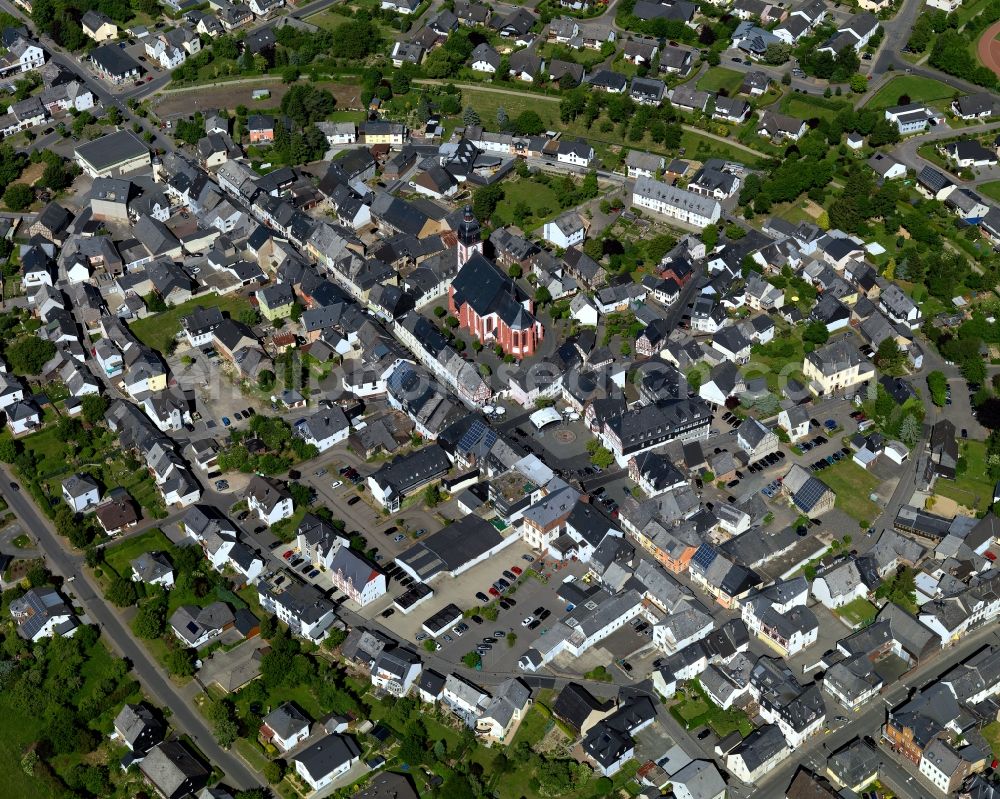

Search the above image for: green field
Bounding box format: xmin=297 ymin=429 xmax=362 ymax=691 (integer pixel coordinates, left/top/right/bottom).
xmin=779 ymin=94 xmax=841 ymax=122
xmin=103 ymin=528 xmax=174 ymax=580
xmin=984 ymin=721 xmax=1000 ymax=758
xmin=867 ymin=75 xmax=955 ymax=109
xmin=460 ymin=86 xmax=561 ymax=131
xmin=0 ymin=692 xmax=60 ymax=799
xmin=837 ymin=597 xmax=879 ymax=627
xmin=130 ymin=294 xmax=253 ymax=353
xmin=489 ymin=177 xmax=563 ymax=229
xmin=818 ymin=460 xmax=882 ymax=523
xmin=697 ymin=67 xmax=745 ymax=96
xmin=669 ymin=680 xmax=754 ymax=738
xmin=304 ymin=8 xmax=353 ymax=30
xmin=934 ymin=439 xmax=996 ymax=512
xmin=978 ymin=180 xmax=1000 ymax=202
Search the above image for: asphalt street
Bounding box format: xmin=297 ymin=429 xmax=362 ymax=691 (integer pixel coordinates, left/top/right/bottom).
xmin=0 ymin=468 xmax=261 ymax=792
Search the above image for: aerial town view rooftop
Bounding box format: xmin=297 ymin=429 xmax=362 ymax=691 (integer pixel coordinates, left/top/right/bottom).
xmin=4 ymin=0 xmax=1000 ymax=797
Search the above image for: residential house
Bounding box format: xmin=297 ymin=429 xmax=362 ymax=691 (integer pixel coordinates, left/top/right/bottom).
xmin=246 ymin=475 xmax=294 ymax=525
xmin=293 ymin=734 xmax=362 ymax=793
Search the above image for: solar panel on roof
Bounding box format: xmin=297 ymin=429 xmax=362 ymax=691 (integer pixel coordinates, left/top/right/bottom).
xmin=793 ymin=478 xmax=826 ymax=512
xmin=692 ymin=544 xmax=717 ymax=570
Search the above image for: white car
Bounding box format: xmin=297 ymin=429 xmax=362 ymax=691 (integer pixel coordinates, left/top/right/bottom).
xmin=521 ymin=616 xmax=534 ymax=627
xmin=331 ymin=480 xmax=343 ymax=489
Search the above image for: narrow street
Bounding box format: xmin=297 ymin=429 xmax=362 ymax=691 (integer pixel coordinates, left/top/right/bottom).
xmin=0 ymin=469 xmax=261 ymax=792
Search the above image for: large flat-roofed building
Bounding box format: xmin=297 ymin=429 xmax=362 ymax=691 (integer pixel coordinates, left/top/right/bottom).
xmin=75 ymin=130 xmax=151 ymax=178
xmin=396 ymin=515 xmax=513 ymax=583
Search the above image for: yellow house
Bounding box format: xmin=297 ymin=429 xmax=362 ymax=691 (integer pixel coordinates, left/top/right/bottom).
xmin=82 ymin=10 xmax=118 ymax=42
xmin=359 ymin=120 xmax=408 ymax=146
xmin=803 ymin=338 xmax=874 ymax=396
xmin=147 ymin=372 xmax=168 ymax=392
xmin=256 ymin=283 xmax=295 ymax=321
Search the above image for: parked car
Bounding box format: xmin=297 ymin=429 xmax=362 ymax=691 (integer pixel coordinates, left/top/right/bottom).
xmin=331 ymin=480 xmax=343 ymax=489
xmin=347 ymin=496 xmax=361 ymax=506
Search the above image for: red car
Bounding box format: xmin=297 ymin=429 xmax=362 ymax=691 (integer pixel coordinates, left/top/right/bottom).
xmin=282 ymin=550 xmax=294 ymax=559
xmin=511 ymin=566 xmax=523 ymax=576
xmin=488 ymin=587 xmax=500 ymax=597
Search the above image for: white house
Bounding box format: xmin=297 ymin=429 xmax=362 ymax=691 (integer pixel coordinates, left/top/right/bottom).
xmin=543 ymin=211 xmax=586 ymax=248
xmin=295 ymin=407 xmax=350 ymax=452
xmin=371 ymin=647 xmax=423 ymax=697
xmin=632 ymin=176 xmax=721 ymax=229
xmin=9 ymin=587 xmax=78 ymax=641
xmin=130 ymin=551 xmax=175 ymax=589
xmin=61 ymin=473 xmax=101 ymax=512
xmin=725 ymin=725 xmax=789 ymax=782
xmin=246 ymin=475 xmax=294 ymax=525
xmin=778 ymin=406 xmax=810 ymax=443
xmin=293 ymin=734 xmax=362 ymax=792
xmin=260 ymin=703 xmax=312 ymax=753
xmin=653 ymin=604 xmax=714 ymax=654
xmin=812 ymin=561 xmax=870 ymax=609
xmin=736 ymin=417 xmax=779 ymax=461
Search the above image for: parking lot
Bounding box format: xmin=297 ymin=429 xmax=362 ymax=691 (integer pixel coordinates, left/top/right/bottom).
xmin=372 ymin=549 xmax=590 ymax=672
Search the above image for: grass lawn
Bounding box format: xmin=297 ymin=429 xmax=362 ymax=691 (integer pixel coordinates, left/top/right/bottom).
xmin=130 ymin=294 xmax=253 ymax=353
xmin=978 ymin=180 xmax=1000 ymax=202
xmin=509 ymin=704 xmax=552 ymax=747
xmin=983 ymin=721 xmax=1000 ymax=758
xmin=957 ymin=0 xmax=992 ymax=24
xmin=103 ymin=528 xmax=174 ymax=580
xmin=679 ymin=128 xmax=762 ymax=164
xmin=20 ymin=422 xmax=164 ymax=516
xmin=303 ymin=8 xmax=352 ymax=30
xmin=231 ymin=679 xmax=327 ymax=725
xmin=670 ymin=681 xmax=753 ymax=737
xmin=20 ymin=426 xmax=66 ymax=479
xmin=779 ymin=95 xmax=839 ymax=122
xmin=0 ymin=691 xmax=61 ymax=799
xmin=541 ymin=42 xmax=608 ymax=69
xmin=818 ymin=460 xmax=882 ymax=523
xmin=934 ymin=440 xmax=995 ymax=512
xmin=867 ymin=76 xmax=955 ymax=109
xmin=837 ymin=597 xmax=879 ymax=627
xmin=697 ymin=67 xmax=745 ymax=96
xmin=490 ymin=177 xmax=563 ymax=229
xmin=460 ymin=86 xmax=561 ymax=131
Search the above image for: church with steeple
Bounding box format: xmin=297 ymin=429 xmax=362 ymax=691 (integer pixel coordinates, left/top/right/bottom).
xmin=448 ymin=207 xmax=543 ymax=359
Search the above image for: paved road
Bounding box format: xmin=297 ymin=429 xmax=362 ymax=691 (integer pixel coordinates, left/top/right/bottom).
xmin=743 ymin=621 xmax=1000 ymax=795
xmin=0 ymin=469 xmax=261 ymax=792
xmin=871 ymin=0 xmax=924 ymax=76
xmin=0 ymin=0 xmax=174 ymax=154
xmin=889 ymin=119 xmax=1000 ymax=200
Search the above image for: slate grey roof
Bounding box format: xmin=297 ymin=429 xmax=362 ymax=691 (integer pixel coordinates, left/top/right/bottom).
xmin=140 ymin=741 xmax=209 ymax=799
xmin=294 ymin=734 xmax=362 ymax=783
xmin=671 ymin=759 xmax=726 ymax=799
xmin=261 ymin=702 xmax=311 ymax=740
